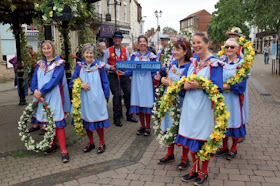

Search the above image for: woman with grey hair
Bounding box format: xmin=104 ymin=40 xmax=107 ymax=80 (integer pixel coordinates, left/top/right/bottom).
xmin=31 ymin=40 xmax=71 ymax=163
xmin=216 ymin=37 xmax=247 ymax=160
xmin=69 ymin=43 xmax=110 ymax=154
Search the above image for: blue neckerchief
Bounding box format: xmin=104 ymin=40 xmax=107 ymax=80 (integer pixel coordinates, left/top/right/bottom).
xmin=81 ymin=59 xmax=100 ymax=67
xmin=172 ymin=60 xmax=190 ymax=69
xmin=137 ymin=50 xmax=150 ymax=57
xmin=43 ymin=56 xmax=61 ymax=67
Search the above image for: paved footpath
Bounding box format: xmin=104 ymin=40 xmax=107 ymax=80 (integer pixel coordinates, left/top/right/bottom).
xmin=1 ymin=55 xmax=280 ymax=186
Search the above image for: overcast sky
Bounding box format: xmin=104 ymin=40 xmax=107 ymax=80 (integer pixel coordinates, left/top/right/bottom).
xmin=137 ymin=0 xmax=219 ymax=32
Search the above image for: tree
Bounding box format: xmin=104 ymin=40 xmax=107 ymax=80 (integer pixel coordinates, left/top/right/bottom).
xmin=244 ymin=0 xmax=280 ymax=35
xmin=208 ymin=0 xmax=249 ymax=44
xmin=244 ymin=0 xmax=280 ymax=57
xmin=162 ymin=26 xmax=177 ymax=34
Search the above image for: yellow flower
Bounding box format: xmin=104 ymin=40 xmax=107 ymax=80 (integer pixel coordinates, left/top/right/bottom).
xmin=234 ymin=74 xmax=240 ymax=81
xmin=225 ymin=111 xmax=230 ymax=119
xmin=49 ymin=10 xmax=53 ymax=17
xmin=250 ymin=49 xmax=255 ymax=56
xmin=210 ymin=85 xmax=218 ymax=94
xmin=189 ymin=74 xmax=197 ymax=80
xmin=212 ymin=95 xmax=219 ymax=103
xmin=216 ymin=101 xmax=225 ymax=110
xmin=239 ymin=37 xmax=245 ymax=43
xmin=246 ymin=55 xmax=254 ymax=62
xmin=245 ymin=41 xmax=252 ymax=48
xmin=238 ymin=68 xmax=245 ymax=75
xmin=204 ymin=144 xmax=212 ymax=153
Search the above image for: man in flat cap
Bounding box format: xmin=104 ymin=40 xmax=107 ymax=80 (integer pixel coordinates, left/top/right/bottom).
xmin=157 ymin=34 xmax=171 ymax=61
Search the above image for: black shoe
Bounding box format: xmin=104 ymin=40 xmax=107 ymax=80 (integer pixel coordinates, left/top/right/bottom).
xmin=226 ymin=150 xmax=237 ymax=160
xmin=44 ymin=145 xmax=58 ymax=155
xmin=97 ymin=144 xmax=106 ymax=154
xmin=38 ymin=129 xmax=47 ymax=135
xmin=158 ymin=155 xmax=175 ymax=164
xmin=144 ymin=129 xmax=151 ymax=136
xmin=181 ymin=170 xmax=199 ymax=182
xmin=178 ymin=159 xmax=189 ymax=170
xmin=127 ymin=116 xmax=138 ymax=123
xmin=61 ymin=153 xmax=69 ymax=163
xmin=216 ymin=148 xmax=229 ymax=156
xmin=238 ymin=138 xmax=245 ymax=143
xmin=194 ymin=172 xmax=208 ymax=185
xmin=114 ymin=119 xmax=122 ymax=127
xmin=83 ymin=143 xmax=95 ymax=153
xmin=136 ymin=128 xmax=146 ymax=135
xmin=27 ymin=126 xmax=40 ymax=133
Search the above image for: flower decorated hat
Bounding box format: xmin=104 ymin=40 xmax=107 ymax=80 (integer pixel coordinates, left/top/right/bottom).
xmin=226 ymin=27 xmax=243 ymax=37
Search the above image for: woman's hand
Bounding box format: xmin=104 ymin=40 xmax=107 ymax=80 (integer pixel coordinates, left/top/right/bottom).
xmin=161 ymin=77 xmax=171 ymax=86
xmin=117 ymin=70 xmax=125 ymax=76
xmin=184 ymin=82 xmax=191 ymax=90
xmin=34 ymin=89 xmax=42 ymax=100
xmin=154 ymin=73 xmax=161 ymax=81
xmin=223 ymin=84 xmax=230 ymax=90
xmin=38 ymin=97 xmax=45 ymax=102
xmin=184 ymin=80 xmax=203 ymax=90
xmin=188 ymin=80 xmax=203 ymax=89
xmin=81 ymin=82 xmax=90 ymax=91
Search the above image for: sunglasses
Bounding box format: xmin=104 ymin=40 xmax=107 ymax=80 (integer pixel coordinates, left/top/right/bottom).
xmin=225 ymin=45 xmax=236 ymax=49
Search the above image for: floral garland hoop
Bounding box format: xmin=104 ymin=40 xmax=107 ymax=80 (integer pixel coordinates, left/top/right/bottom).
xmin=72 ymin=78 xmax=85 ymax=136
xmin=153 ymin=74 xmax=230 ymax=161
xmin=18 ymin=101 xmax=56 ymax=152
xmin=153 ymin=40 xmax=179 ymax=142
xmin=217 ymin=36 xmax=255 ymax=85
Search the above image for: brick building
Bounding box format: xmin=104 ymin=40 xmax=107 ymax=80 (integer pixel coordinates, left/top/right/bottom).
xmin=180 ymin=9 xmax=212 ymax=34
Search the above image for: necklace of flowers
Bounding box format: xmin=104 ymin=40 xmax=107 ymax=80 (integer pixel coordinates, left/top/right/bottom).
xmin=153 ymin=74 xmax=230 ymax=161
xmin=217 ymin=36 xmax=255 ymax=86
xmin=72 ymin=77 xmax=85 ymax=136
xmin=18 ymin=101 xmax=56 ymax=152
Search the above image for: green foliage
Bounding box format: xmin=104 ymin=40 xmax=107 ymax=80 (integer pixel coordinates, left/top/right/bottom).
xmin=244 ymin=0 xmax=280 ymax=34
xmin=208 ymin=0 xmax=249 ymax=44
xmin=33 ymin=0 xmax=96 ymax=29
xmin=163 ymin=26 xmax=178 ymax=34
xmin=32 ymin=17 xmax=44 ymax=60
xmin=19 ymin=29 xmax=32 ymax=83
xmin=77 ymin=24 xmax=95 ymax=56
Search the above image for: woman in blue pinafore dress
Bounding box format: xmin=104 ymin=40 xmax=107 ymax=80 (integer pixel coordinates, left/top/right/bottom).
xmin=69 ymin=44 xmax=110 ymax=154
xmin=216 ymin=38 xmax=247 ymax=160
xmin=119 ymin=36 xmax=157 ymax=136
xmin=157 ymin=39 xmax=192 ymax=170
xmin=31 ymin=40 xmax=71 ymax=163
xmin=175 ymin=32 xmax=223 ymax=185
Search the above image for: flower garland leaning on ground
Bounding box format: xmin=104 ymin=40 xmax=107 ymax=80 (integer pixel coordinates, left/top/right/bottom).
xmin=153 ymin=74 xmax=230 ymax=161
xmin=217 ymin=36 xmax=255 ymax=85
xmin=18 ymin=101 xmax=55 ymax=152
xmin=71 ymin=77 xmax=85 ymax=136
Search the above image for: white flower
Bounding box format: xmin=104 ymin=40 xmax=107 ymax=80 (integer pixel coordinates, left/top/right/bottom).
xmin=42 ymin=15 xmax=47 ymax=21
xmin=53 ymin=6 xmax=57 ymax=11
xmin=21 ymin=135 xmax=26 ymax=141
xmin=72 ymin=6 xmax=77 ymax=12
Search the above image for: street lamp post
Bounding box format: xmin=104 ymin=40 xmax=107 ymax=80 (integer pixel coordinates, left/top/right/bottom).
xmin=154 ymin=10 xmax=162 ymax=50
xmin=106 ymin=0 xmax=121 ymax=31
